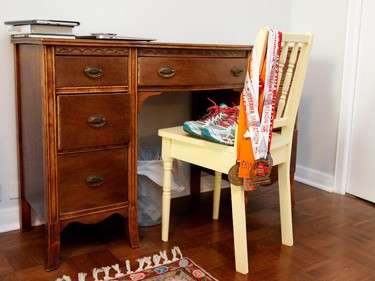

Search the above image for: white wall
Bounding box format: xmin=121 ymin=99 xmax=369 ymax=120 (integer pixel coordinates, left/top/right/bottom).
xmin=0 ymin=0 xmax=349 ymax=233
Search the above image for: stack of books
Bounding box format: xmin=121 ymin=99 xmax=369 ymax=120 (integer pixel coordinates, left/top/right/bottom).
xmin=4 ymin=19 xmax=80 ymax=39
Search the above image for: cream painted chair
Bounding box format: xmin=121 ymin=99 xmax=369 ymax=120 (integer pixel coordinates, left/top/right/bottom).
xmin=158 ymin=28 xmax=313 ymax=274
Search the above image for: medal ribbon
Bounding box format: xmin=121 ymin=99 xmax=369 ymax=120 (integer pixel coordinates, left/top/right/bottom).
xmin=237 ymin=29 xmax=282 ymax=186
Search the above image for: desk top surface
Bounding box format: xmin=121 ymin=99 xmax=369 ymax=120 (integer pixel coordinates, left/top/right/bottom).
xmin=11 ymin=37 xmax=252 ymax=50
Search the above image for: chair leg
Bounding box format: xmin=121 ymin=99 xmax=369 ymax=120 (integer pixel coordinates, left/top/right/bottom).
xmin=161 ymin=139 xmax=173 ymax=242
xmin=278 ymin=162 xmax=293 ymax=246
xmin=230 ymin=184 xmax=249 ymax=274
xmin=212 ymin=171 xmax=222 ymax=220
xmin=161 ymin=158 xmax=173 ymax=242
xmin=290 ymin=173 xmax=295 ymax=208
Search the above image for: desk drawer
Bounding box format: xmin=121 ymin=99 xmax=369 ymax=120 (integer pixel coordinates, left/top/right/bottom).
xmin=55 ymin=56 xmax=128 ymax=88
xmin=138 ymin=57 xmax=247 ymax=87
xmin=57 ymin=93 xmax=131 ymax=150
xmin=58 ymin=149 xmax=128 ymax=214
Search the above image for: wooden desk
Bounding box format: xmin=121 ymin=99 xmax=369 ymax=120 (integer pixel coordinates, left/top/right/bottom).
xmin=12 ymin=38 xmax=252 ymax=270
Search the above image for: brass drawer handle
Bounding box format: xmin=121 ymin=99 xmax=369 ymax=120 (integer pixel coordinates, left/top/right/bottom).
xmin=231 ymin=67 xmax=244 ymax=77
xmin=87 ymin=115 xmax=106 ymax=128
xmin=84 ymin=65 xmax=104 ymax=78
xmin=86 ymin=175 xmax=104 ymax=187
xmin=158 ymin=66 xmax=175 ymax=78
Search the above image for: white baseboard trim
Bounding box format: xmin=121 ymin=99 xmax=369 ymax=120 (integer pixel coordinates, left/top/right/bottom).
xmin=0 ymin=207 xmax=20 ymax=233
xmin=0 ymin=205 xmax=45 ymax=234
xmin=295 ymin=164 xmax=334 ymax=193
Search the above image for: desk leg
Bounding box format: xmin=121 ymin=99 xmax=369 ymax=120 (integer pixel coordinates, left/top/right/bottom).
xmin=291 ymin=173 xmax=295 ymax=208
xmin=128 ymin=205 xmax=141 ymax=248
xmin=190 ymin=164 xmax=201 ymax=197
xmin=20 ymin=197 xmax=32 ymax=231
xmin=45 ymin=222 xmax=60 ymax=271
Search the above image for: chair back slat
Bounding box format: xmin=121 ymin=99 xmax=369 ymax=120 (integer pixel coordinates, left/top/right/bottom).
xmin=276 ymin=42 xmax=289 ymax=92
xmin=276 ymin=42 xmax=299 ymax=119
xmin=280 ymin=33 xmax=313 ymax=133
xmin=273 ymin=32 xmax=313 ymax=133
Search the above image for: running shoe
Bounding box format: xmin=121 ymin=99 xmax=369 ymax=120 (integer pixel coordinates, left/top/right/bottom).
xmin=183 ymin=98 xmax=233 ymax=138
xmin=201 ymin=105 xmax=239 ymax=146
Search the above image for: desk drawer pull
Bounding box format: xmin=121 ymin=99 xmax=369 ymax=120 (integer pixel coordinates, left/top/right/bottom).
xmin=86 ymin=175 xmax=104 ymax=187
xmin=231 ymin=67 xmax=244 ymax=77
xmin=87 ymin=115 xmax=106 ymax=128
xmin=158 ymin=66 xmax=175 ymax=78
xmin=84 ymin=65 xmax=104 ymax=78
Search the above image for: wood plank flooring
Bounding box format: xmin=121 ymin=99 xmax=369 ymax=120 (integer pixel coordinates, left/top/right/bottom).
xmin=0 ymin=182 xmax=374 ymax=280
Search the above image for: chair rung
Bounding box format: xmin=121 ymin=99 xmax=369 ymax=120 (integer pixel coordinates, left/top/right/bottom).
xmin=273 ymin=117 xmax=289 ymax=128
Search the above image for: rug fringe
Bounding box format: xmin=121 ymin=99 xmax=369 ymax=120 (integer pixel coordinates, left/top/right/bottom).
xmin=55 ymin=246 xmax=183 ymax=281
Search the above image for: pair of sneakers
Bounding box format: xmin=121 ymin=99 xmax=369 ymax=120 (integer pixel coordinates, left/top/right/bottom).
xmin=183 ymin=98 xmax=239 ymax=146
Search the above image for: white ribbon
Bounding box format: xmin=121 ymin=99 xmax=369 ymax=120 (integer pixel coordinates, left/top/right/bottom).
xmin=242 ymin=28 xmax=281 ymax=159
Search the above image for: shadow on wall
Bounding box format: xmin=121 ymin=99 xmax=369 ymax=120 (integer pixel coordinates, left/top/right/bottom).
xmin=297 ymin=59 xmax=338 ymax=176
xmin=137 ymin=91 xmax=192 ymax=148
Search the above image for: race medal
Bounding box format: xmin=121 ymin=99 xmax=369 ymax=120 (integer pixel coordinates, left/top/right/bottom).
xmin=228 ymin=162 xmax=244 ymax=186
xmin=249 ymin=157 xmax=272 ymax=186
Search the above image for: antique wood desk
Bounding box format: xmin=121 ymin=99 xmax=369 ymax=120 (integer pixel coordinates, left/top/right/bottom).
xmin=11 ymin=38 xmax=296 ymax=270
xmin=12 ymin=38 xmax=250 ymax=270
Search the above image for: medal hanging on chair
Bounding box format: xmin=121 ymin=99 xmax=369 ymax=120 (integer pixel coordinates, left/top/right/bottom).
xmin=240 ymin=29 xmax=282 ymax=188
xmin=228 ymin=161 xmax=244 ymax=186
xmin=249 ymin=154 xmax=273 ymax=186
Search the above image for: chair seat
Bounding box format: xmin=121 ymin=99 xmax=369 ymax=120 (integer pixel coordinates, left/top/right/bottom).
xmin=158 ymin=126 xmax=290 ymax=172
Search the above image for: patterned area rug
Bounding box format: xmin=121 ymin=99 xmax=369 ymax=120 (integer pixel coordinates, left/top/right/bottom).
xmin=56 ymin=247 xmax=218 ymax=281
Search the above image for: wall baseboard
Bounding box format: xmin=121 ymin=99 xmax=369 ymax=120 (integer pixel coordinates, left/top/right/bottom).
xmin=295 ymin=164 xmax=334 ymax=193
xmin=0 ymin=205 xmax=45 ymax=234
xmin=0 ymin=207 xmax=20 ymax=233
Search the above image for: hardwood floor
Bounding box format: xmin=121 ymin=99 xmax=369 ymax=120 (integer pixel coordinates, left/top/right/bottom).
xmin=0 ymin=182 xmax=374 ymax=280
